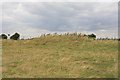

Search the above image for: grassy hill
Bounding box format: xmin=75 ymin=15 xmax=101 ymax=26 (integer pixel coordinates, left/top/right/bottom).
xmin=2 ymin=35 xmax=118 ymax=78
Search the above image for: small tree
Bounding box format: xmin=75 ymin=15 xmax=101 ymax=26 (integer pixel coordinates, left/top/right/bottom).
xmin=10 ymin=33 xmax=20 ymax=40
xmin=88 ymin=34 xmax=96 ymax=39
xmin=1 ymin=34 xmax=7 ymax=39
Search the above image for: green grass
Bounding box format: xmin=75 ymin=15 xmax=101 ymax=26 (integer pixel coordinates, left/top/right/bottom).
xmin=2 ymin=35 xmax=118 ymax=78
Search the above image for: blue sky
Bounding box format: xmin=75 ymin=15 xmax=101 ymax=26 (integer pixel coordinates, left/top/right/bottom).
xmin=2 ymin=2 xmax=118 ymax=38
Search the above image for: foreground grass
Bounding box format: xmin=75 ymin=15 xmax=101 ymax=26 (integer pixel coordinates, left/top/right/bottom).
xmin=2 ymin=35 xmax=118 ymax=78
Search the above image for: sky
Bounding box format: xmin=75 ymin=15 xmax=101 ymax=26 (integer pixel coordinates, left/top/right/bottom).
xmin=1 ymin=2 xmax=118 ymax=39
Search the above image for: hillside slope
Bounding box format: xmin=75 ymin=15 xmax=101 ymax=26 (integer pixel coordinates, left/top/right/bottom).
xmin=2 ymin=35 xmax=118 ymax=78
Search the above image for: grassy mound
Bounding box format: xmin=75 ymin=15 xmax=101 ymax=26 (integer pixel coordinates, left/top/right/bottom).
xmin=2 ymin=35 xmax=118 ymax=78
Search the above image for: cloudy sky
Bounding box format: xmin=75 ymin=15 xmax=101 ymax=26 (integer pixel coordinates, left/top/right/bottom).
xmin=2 ymin=2 xmax=118 ymax=38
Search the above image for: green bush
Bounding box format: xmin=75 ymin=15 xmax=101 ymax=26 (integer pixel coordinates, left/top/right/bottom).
xmin=10 ymin=33 xmax=20 ymax=40
xmin=88 ymin=34 xmax=96 ymax=39
xmin=0 ymin=34 xmax=7 ymax=39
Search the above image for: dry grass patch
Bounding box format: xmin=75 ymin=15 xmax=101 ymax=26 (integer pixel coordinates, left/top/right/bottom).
xmin=2 ymin=35 xmax=118 ymax=78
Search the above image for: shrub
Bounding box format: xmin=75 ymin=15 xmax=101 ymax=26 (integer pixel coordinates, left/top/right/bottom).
xmin=84 ymin=34 xmax=87 ymax=36
xmin=118 ymin=38 xmax=120 ymax=41
xmin=10 ymin=33 xmax=20 ymax=40
xmin=88 ymin=34 xmax=96 ymax=39
xmin=0 ymin=34 xmax=7 ymax=39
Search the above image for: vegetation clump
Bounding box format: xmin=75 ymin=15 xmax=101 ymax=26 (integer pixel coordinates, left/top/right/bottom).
xmin=0 ymin=32 xmax=119 ymax=41
xmin=88 ymin=34 xmax=96 ymax=39
xmin=10 ymin=33 xmax=20 ymax=40
xmin=0 ymin=34 xmax=7 ymax=39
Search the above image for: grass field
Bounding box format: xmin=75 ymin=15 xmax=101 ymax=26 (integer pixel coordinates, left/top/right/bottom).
xmin=2 ymin=35 xmax=118 ymax=78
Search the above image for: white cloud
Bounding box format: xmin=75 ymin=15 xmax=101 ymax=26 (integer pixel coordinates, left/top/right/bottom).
xmin=0 ymin=2 xmax=2 ymax=34
xmin=1 ymin=0 xmax=119 ymax=2
xmin=99 ymin=29 xmax=107 ymax=32
xmin=2 ymin=2 xmax=118 ymax=38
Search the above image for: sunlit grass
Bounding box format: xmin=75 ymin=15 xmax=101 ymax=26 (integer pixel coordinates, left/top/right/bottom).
xmin=2 ymin=35 xmax=118 ymax=78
